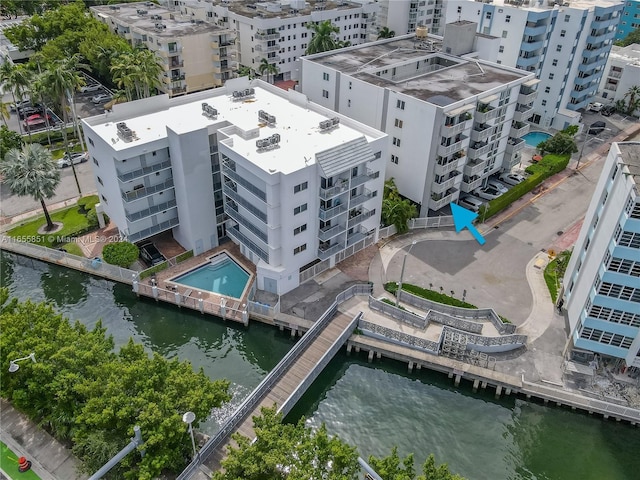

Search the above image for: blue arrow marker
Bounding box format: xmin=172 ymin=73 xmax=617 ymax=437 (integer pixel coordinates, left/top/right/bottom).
xmin=450 ymin=203 xmax=486 ymax=245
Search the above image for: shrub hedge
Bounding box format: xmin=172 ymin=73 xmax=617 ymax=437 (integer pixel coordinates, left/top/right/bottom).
xmin=102 ymin=241 xmax=139 ymax=268
xmin=384 ymin=282 xmax=478 ymax=309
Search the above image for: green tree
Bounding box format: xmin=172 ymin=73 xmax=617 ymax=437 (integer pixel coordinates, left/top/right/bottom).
xmin=622 ymin=85 xmax=640 ymax=116
xmin=258 ymin=58 xmax=279 ymax=84
xmin=0 ymin=125 xmax=23 ymax=159
xmin=0 ymin=61 xmax=30 ymax=137
xmin=616 ymin=26 xmax=640 ymax=47
xmin=536 ymin=132 xmax=577 ymax=156
xmin=102 ymin=241 xmax=139 ymax=267
xmin=110 ymin=49 xmax=162 ymax=101
xmin=305 ymin=20 xmax=341 ymax=54
xmin=215 ymin=406 xmax=360 ymax=480
xmin=377 ymin=27 xmax=396 ymax=39
xmin=368 ymin=448 xmax=466 ymax=480
xmin=381 ymin=178 xmax=418 ymax=233
xmin=1 ymin=143 xmax=60 ymax=231
xmin=237 ymin=65 xmax=255 ymax=79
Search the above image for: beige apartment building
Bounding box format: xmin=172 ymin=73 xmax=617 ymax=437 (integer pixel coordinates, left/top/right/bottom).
xmin=92 ymin=2 xmax=236 ymax=97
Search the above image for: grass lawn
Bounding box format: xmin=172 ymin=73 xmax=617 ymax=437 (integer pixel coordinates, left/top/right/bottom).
xmin=61 ymin=242 xmax=85 ymax=257
xmin=0 ymin=441 xmax=42 ymax=480
xmin=7 ymin=205 xmax=90 ymax=248
xmin=544 ymin=258 xmax=560 ymax=304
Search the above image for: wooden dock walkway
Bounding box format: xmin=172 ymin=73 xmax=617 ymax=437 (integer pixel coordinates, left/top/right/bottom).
xmin=202 ymin=309 xmax=357 ymax=471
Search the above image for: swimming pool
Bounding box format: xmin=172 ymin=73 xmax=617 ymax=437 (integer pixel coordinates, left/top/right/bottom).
xmin=171 ymin=254 xmax=250 ymax=298
xmin=523 ymin=131 xmax=552 ymax=147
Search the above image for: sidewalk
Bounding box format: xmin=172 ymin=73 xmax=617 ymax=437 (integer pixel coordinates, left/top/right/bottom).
xmin=0 ymin=399 xmax=85 ymax=480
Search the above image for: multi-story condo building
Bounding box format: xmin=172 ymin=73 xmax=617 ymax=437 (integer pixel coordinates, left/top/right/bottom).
xmin=445 ymin=0 xmax=623 ymax=130
xmin=615 ymin=0 xmax=640 ymax=42
xmin=81 ymin=79 xmax=387 ymax=295
xmin=300 ymin=25 xmax=537 ymax=217
xmin=595 ymin=44 xmax=640 ymax=116
xmin=170 ymin=0 xmax=379 ymax=82
xmin=375 ymin=0 xmax=445 ymax=36
xmin=562 ymin=142 xmax=640 ymax=370
xmin=92 ymin=2 xmax=236 ymax=97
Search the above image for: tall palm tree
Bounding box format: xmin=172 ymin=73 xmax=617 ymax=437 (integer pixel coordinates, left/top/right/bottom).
xmin=0 ymin=61 xmax=30 ymax=137
xmin=258 ymin=58 xmax=279 ymax=84
xmin=305 ymin=20 xmax=340 ymax=55
xmin=377 ymin=27 xmax=395 ymax=39
xmin=623 ymin=85 xmax=640 ymax=115
xmin=110 ymin=53 xmax=135 ymax=101
xmin=134 ymin=49 xmax=162 ymax=99
xmin=1 ymin=143 xmax=61 ymax=232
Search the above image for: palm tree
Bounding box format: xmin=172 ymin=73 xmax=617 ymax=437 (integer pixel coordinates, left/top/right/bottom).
xmin=133 ymin=49 xmax=162 ymax=98
xmin=305 ymin=20 xmax=340 ymax=55
xmin=0 ymin=101 xmax=9 ymax=127
xmin=623 ymin=85 xmax=640 ymax=115
xmin=110 ymin=53 xmax=136 ymax=101
xmin=1 ymin=143 xmax=61 ymax=232
xmin=377 ymin=27 xmax=395 ymax=39
xmin=258 ymin=58 xmax=279 ymax=84
xmin=0 ymin=61 xmax=30 ymax=136
xmin=237 ymin=65 xmax=255 ymax=79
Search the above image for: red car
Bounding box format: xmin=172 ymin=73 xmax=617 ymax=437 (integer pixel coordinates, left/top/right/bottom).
xmin=23 ymin=114 xmax=53 ymax=130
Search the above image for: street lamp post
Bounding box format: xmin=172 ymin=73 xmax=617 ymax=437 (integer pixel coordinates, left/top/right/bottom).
xmin=8 ymin=353 xmax=36 ymax=373
xmin=182 ymin=411 xmax=198 ymax=460
xmin=396 ymin=241 xmax=417 ymax=307
xmin=576 ymin=124 xmax=610 ymax=171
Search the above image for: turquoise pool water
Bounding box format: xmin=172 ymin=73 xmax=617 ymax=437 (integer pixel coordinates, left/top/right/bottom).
xmin=523 ymin=131 xmax=552 ymax=147
xmin=172 ymin=255 xmax=249 ymax=298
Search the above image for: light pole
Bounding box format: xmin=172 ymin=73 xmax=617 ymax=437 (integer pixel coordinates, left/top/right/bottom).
xmin=396 ymin=241 xmax=417 ymax=307
xmin=8 ymin=353 xmax=36 ymax=373
xmin=182 ymin=411 xmax=197 ymax=460
xmin=576 ymin=124 xmax=610 ymax=170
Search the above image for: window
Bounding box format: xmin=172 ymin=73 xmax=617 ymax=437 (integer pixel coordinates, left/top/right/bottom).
xmin=541 ymin=100 xmax=547 ymax=106
xmin=294 ymin=181 xmax=308 ymax=193
xmin=548 ymin=73 xmax=554 ymax=80
xmin=564 ymin=15 xmax=570 ymax=22
xmin=88 ymin=137 xmax=94 ymax=146
xmin=502 ymin=30 xmax=508 ymax=38
xmin=486 ymin=12 xmax=492 ymax=19
xmin=396 ymin=99 xmax=405 ymax=110
xmin=506 ymin=15 xmax=511 ymax=23
xmin=552 ymin=59 xmax=558 ymax=66
xmin=97 ymin=176 xmax=104 ymax=186
xmin=394 ymin=118 xmax=403 ymax=128
xmin=560 ymin=29 xmax=566 ymax=37
xmin=499 ymin=46 xmax=504 ymax=53
xmin=322 ymin=89 xmax=329 ymax=98
xmin=392 ymin=137 xmax=401 ymax=147
xmin=294 ymin=244 xmax=307 ymax=255
xmin=556 ymin=45 xmax=562 ymax=52
xmin=348 ymin=99 xmax=351 ymax=107
xmin=93 ymin=157 xmax=99 ymax=166
xmin=391 ymin=155 xmax=399 ymax=164
xmin=294 ymin=224 xmax=307 ymax=235
xmin=544 ymin=86 xmax=551 ymax=93
xmin=101 ymin=194 xmax=108 ymax=203
xmin=294 ymin=203 xmax=307 ymax=215
xmin=322 ymin=72 xmax=329 ymax=81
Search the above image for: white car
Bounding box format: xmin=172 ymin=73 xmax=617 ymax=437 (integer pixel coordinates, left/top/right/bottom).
xmin=57 ymin=152 xmax=88 ymax=168
xmin=499 ymin=172 xmax=527 ymax=186
xmin=475 ymin=186 xmax=502 ymax=201
xmin=80 ymin=84 xmax=102 ymax=93
xmin=588 ymin=102 xmax=603 ymax=112
xmin=92 ymin=93 xmax=112 ymax=104
xmin=486 ymin=179 xmax=509 ymax=194
xmin=458 ymin=195 xmax=485 ymax=213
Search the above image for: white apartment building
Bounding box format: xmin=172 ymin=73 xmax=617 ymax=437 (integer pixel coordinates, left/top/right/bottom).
xmin=596 ymin=44 xmax=640 ymax=116
xmin=376 ymin=0 xmax=445 ymax=37
xmin=170 ymin=0 xmax=378 ymax=81
xmin=300 ymin=27 xmax=537 ymax=217
xmin=92 ymin=2 xmax=236 ymax=97
xmin=445 ymin=0 xmax=623 ymax=130
xmin=81 ymin=79 xmax=387 ymax=295
xmin=562 ymin=142 xmax=640 ymax=369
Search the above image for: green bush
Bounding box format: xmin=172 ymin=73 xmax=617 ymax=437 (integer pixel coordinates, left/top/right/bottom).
xmin=102 ymin=241 xmax=139 ymax=268
xmin=139 ymin=261 xmax=169 ymax=279
xmin=175 ymin=250 xmax=194 ymax=262
xmin=77 ymin=195 xmax=99 ymax=211
xmin=384 ymin=282 xmax=478 ymax=309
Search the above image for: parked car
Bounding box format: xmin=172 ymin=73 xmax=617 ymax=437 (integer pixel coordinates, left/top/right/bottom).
xmin=475 ymin=186 xmax=502 ymax=201
xmin=458 ymin=195 xmax=485 ymax=213
xmin=17 ymin=105 xmax=44 ymax=119
xmin=138 ymin=241 xmax=166 ymax=266
xmin=92 ymin=93 xmax=112 ymax=104
xmin=499 ymin=172 xmax=527 ymax=186
xmin=80 ymin=84 xmax=102 ymax=93
xmin=587 ymin=121 xmax=606 ymax=135
xmin=587 ymin=102 xmax=603 ymax=112
xmin=23 ymin=113 xmax=53 ymax=130
xmin=11 ymin=100 xmax=31 ymax=112
xmin=486 ymin=179 xmax=509 ymax=194
xmin=57 ymin=152 xmax=88 ymax=168
xmin=601 ymin=105 xmax=616 ymax=117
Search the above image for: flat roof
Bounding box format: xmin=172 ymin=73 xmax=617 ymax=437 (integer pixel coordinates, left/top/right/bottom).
xmin=618 ymin=142 xmax=640 ymax=185
xmin=225 ymin=0 xmax=365 ymax=19
xmin=92 ymin=2 xmax=227 ymax=37
xmin=305 ymin=35 xmax=530 ymax=104
xmin=483 ymin=0 xmax=623 ymax=11
xmin=86 ymin=83 xmax=383 ymax=176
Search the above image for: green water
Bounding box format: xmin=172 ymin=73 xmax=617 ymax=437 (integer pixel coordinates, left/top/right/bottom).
xmin=3 ymin=251 xmax=640 ymax=479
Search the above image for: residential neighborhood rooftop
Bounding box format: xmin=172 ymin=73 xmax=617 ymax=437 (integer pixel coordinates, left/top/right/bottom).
xmin=224 ymin=0 xmax=366 ymax=19
xmin=618 ymin=142 xmax=640 ymax=183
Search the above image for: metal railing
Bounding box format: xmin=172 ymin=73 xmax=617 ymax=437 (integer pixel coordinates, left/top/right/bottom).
xmin=176 ymin=283 xmax=372 ymax=480
xmin=368 ymin=296 xmax=427 ymax=328
xmin=359 ymin=319 xmax=440 ymax=353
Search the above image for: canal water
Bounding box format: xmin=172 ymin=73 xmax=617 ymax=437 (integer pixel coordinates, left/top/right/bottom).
xmin=2 ymin=251 xmax=640 ymax=479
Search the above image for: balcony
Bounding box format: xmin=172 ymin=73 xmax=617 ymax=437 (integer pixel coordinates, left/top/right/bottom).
xmin=225 ymin=203 xmax=268 ymax=243
xmin=523 ymin=23 xmax=546 ymax=37
xmin=574 ymin=74 xmax=598 ymax=86
xmin=510 ymin=122 xmax=530 ymax=138
xmin=255 ymin=44 xmax=280 ymax=53
xmin=347 ymin=208 xmax=373 ymax=229
xmin=222 ymin=166 xmax=266 ymax=202
xmin=434 ymin=157 xmax=462 ymax=176
xmin=591 ymin=17 xmax=618 ymax=30
xmin=518 ymin=90 xmax=537 ymax=105
xmin=210 ymin=40 xmax=235 ymax=49
xmin=583 ymin=45 xmax=609 ymax=58
xmin=211 ymin=51 xmax=231 ymax=61
xmin=431 ymin=170 xmax=462 ymax=193
xmin=156 ymin=46 xmax=182 ymax=57
xmin=319 ymin=181 xmax=350 ymax=200
xmin=319 ymin=203 xmax=348 ymax=221
xmin=347 ymin=226 xmax=370 ymax=247
xmin=351 ymin=169 xmax=379 ymax=188
xmin=468 ymin=141 xmax=491 ymax=158
xmin=223 ymin=185 xmax=267 ymax=222
xmin=516 ymin=54 xmax=541 ymax=68
xmin=318 ymin=242 xmax=344 ymax=260
xmin=163 ymin=73 xmax=185 ymax=84
xmin=475 ymin=106 xmax=498 ymax=123
xmin=438 ymin=135 xmax=467 ymax=157
xmin=117 ymin=160 xmax=171 ymax=183
xmin=460 ymin=176 xmax=483 ymax=193
xmin=170 ymin=86 xmax=187 ymax=95
xmin=122 ymin=179 xmax=174 ymax=202
xmin=228 ymin=224 xmax=269 ymax=263
xmin=608 ymin=70 xmax=622 ymax=79
xmin=213 ymin=61 xmax=233 ymax=73
xmin=579 ymin=57 xmax=607 ymax=72
xmin=127 ymin=217 xmax=179 ymax=243
xmin=470 ymin=123 xmax=492 ymax=142
xmin=429 ymin=188 xmax=457 ymax=211
xmin=463 ymin=159 xmax=487 ymax=177
xmin=255 ymin=31 xmax=280 ymax=40
xmin=520 ymin=40 xmax=544 ymax=52
xmin=506 ymin=137 xmax=526 ymax=154
xmin=350 ymin=189 xmax=375 ymax=208
xmin=513 ymin=105 xmax=534 ymax=122
xmin=318 ymin=223 xmax=346 ymax=241
xmin=125 ymin=199 xmax=177 ymax=223
xmin=442 ymin=117 xmax=471 ymax=135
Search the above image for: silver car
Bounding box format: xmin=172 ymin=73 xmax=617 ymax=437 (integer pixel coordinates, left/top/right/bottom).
xmin=57 ymin=152 xmax=89 ymax=168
